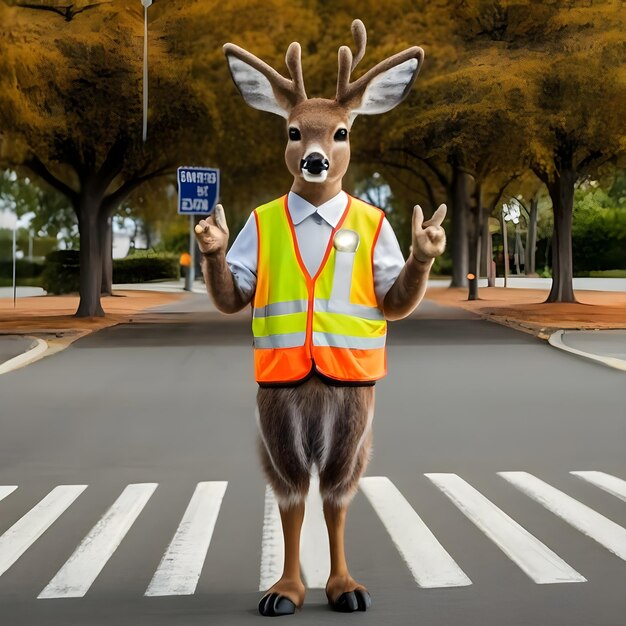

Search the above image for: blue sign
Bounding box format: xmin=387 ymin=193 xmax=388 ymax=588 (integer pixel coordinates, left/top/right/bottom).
xmin=177 ymin=167 xmax=220 ymax=215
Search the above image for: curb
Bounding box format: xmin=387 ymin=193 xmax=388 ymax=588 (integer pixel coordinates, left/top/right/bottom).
xmin=548 ymin=330 xmax=626 ymax=372
xmin=0 ymin=337 xmax=49 ymax=376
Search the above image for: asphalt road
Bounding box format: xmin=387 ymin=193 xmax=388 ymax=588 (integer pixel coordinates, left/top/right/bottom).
xmin=0 ymin=295 xmax=625 ymax=626
xmin=0 ymin=335 xmax=34 ymax=365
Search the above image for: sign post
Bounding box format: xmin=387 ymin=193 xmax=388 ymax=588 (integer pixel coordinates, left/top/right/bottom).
xmin=177 ymin=167 xmax=220 ymax=292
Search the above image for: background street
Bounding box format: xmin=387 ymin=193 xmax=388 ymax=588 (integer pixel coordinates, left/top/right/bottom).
xmin=0 ymin=295 xmax=625 ymax=625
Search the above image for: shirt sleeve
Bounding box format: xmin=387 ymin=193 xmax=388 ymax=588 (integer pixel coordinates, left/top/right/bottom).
xmin=225 ymin=212 xmax=258 ymax=300
xmin=373 ymin=217 xmax=406 ymax=305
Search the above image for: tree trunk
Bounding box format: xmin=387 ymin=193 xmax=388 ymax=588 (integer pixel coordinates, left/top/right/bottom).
xmin=449 ymin=166 xmax=469 ymax=288
xmin=76 ymin=196 xmax=105 ymax=317
xmin=481 ymin=207 xmax=496 ymax=286
xmin=468 ymin=180 xmax=481 ymax=300
xmin=526 ymin=195 xmax=538 ymax=275
xmin=100 ymin=214 xmax=113 ymax=295
xmin=546 ymin=168 xmax=577 ymax=303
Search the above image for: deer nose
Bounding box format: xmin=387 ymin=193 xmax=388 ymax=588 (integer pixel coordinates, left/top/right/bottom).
xmin=301 ymin=152 xmax=330 ymax=176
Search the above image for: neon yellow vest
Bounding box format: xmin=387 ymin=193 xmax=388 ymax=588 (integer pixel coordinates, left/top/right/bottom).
xmin=252 ymin=194 xmax=387 ymax=384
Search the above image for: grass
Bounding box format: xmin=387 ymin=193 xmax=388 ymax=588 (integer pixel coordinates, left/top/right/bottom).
xmin=588 ymin=269 xmax=626 ymax=278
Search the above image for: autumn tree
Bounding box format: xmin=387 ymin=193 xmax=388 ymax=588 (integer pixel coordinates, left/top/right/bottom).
xmin=0 ymin=0 xmax=320 ymax=315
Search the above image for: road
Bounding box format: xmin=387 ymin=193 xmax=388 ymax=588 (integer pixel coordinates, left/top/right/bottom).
xmin=0 ymin=295 xmax=625 ymax=625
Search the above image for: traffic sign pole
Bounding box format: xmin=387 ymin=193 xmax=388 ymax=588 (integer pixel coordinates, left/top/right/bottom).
xmin=186 ymin=215 xmax=195 ymax=292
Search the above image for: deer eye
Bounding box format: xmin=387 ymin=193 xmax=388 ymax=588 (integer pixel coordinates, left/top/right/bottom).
xmin=334 ymin=128 xmax=348 ymax=141
xmin=288 ymin=127 xmax=301 ymax=141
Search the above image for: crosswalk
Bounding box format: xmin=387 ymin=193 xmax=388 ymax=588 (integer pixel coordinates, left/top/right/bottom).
xmin=0 ymin=471 xmax=625 ymax=599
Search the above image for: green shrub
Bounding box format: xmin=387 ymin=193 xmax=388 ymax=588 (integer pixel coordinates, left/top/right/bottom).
xmin=41 ymin=250 xmax=80 ymax=294
xmin=113 ymin=252 xmax=179 ymax=283
xmin=0 ymin=259 xmax=44 ymax=279
xmin=40 ymin=249 xmax=180 ymax=293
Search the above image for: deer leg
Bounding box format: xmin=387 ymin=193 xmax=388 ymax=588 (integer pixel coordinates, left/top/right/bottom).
xmin=256 ymin=388 xmax=311 ymax=616
xmin=323 ymin=500 xmax=371 ymax=612
xmin=318 ymin=386 xmax=374 ymax=612
xmin=259 ymin=501 xmax=306 ymax=616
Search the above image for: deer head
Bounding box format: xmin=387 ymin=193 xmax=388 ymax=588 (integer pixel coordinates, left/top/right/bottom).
xmin=224 ymin=20 xmax=424 ymax=198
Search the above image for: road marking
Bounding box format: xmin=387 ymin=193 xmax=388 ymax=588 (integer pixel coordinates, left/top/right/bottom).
xmin=0 ymin=486 xmax=18 ymax=503
xmin=38 ymin=483 xmax=158 ymax=598
xmin=500 ymin=472 xmax=626 ymax=561
xmin=145 ymin=481 xmax=227 ymax=596
xmin=425 ymin=473 xmax=585 ymax=584
xmin=259 ymin=486 xmax=283 ymax=591
xmin=0 ymin=485 xmax=86 ymax=578
xmin=300 ymin=477 xmax=330 ymax=589
xmin=360 ymin=476 xmax=472 ymax=588
xmin=571 ymin=471 xmax=626 ymax=504
xmin=259 ymin=479 xmax=330 ymax=591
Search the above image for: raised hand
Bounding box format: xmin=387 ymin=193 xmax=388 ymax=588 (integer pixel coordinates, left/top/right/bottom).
xmin=194 ymin=203 xmax=229 ymax=256
xmin=411 ymin=203 xmax=447 ymax=263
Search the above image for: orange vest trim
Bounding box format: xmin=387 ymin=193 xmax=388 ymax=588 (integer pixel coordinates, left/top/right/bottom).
xmin=252 ymin=194 xmax=388 ymax=384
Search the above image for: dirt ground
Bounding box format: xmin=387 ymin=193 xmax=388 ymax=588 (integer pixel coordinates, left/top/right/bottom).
xmin=2 ymin=285 xmax=624 ymax=341
xmin=0 ymin=290 xmax=190 ymax=335
xmin=426 ymin=286 xmax=626 ymax=337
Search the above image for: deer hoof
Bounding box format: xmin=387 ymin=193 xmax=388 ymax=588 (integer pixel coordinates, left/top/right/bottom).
xmin=258 ymin=592 xmax=297 ymax=617
xmin=328 ymin=589 xmax=371 ymax=612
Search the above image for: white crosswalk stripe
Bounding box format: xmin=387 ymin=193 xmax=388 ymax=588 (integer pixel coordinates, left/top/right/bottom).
xmin=300 ymin=477 xmax=331 ymax=589
xmin=0 ymin=486 xmax=17 ymax=503
xmin=425 ymin=473 xmax=585 ymax=584
xmin=259 ymin=477 xmax=330 ymax=591
xmin=39 ymin=483 xmax=158 ymax=598
xmin=499 ymin=471 xmax=626 ymax=562
xmin=259 ymin=485 xmax=283 ymax=592
xmin=0 ymin=485 xmax=86 ymax=579
xmin=0 ymin=471 xmax=625 ymax=599
xmin=145 ymin=481 xmax=227 ymax=596
xmin=570 ymin=471 xmax=626 ymax=504
xmin=360 ymin=476 xmax=472 ymax=588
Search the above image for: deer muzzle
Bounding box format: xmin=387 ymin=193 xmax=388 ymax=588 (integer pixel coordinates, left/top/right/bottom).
xmin=300 ymin=152 xmax=330 ymax=181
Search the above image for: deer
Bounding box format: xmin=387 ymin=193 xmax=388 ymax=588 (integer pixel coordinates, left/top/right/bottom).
xmin=195 ymin=19 xmax=446 ymax=617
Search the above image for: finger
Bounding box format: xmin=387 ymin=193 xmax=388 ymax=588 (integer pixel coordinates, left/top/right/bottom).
xmin=425 ymin=226 xmax=445 ymax=243
xmin=412 ymin=205 xmax=424 ymax=232
xmin=214 ymin=203 xmax=228 ymax=233
xmin=425 ymin=203 xmax=447 ymax=227
xmin=194 ymin=221 xmax=207 ymax=235
xmin=195 ymin=220 xmax=206 ymax=235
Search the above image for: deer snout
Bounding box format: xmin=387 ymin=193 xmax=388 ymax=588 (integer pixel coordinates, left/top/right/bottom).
xmin=300 ymin=151 xmax=330 ymax=181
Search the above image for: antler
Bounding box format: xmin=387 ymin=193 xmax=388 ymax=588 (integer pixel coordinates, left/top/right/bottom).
xmin=336 ymin=19 xmax=367 ymax=104
xmin=284 ymin=42 xmax=307 ymax=103
xmin=335 ymin=19 xmax=424 ymax=114
xmin=223 ymin=41 xmax=307 ymax=116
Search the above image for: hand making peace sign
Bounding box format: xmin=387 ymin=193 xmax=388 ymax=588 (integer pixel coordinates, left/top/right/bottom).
xmin=411 ymin=203 xmax=447 ymax=263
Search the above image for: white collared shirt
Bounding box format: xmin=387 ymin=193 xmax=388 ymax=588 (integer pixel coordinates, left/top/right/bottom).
xmin=225 ymin=191 xmax=406 ymax=305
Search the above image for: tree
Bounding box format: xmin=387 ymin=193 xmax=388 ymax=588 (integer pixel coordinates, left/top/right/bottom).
xmin=0 ymin=0 xmax=319 ymax=315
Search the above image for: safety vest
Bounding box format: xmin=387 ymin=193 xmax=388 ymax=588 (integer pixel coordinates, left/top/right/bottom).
xmin=252 ymin=194 xmax=387 ymax=384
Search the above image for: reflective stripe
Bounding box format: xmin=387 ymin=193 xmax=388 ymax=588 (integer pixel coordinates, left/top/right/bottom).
xmin=312 ymin=332 xmax=386 ymax=350
xmin=315 ymin=299 xmax=384 ymax=321
xmin=253 ymin=300 xmax=308 ymax=318
xmin=330 ymin=250 xmax=356 ymax=304
xmin=254 ymin=332 xmax=307 ymax=349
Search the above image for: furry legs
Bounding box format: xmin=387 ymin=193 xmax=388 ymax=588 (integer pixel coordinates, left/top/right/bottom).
xmin=256 ymin=376 xmax=374 ymax=615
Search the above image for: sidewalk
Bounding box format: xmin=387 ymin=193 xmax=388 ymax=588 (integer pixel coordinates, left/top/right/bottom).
xmin=425 ymin=285 xmax=626 ymax=371
xmin=426 ymin=286 xmax=626 ymax=334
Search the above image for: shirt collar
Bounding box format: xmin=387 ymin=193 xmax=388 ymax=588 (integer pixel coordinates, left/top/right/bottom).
xmin=287 ymin=191 xmax=348 ymax=227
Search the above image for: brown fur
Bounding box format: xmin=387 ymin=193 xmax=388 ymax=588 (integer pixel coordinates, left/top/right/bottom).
xmin=257 ymin=377 xmax=374 ymax=507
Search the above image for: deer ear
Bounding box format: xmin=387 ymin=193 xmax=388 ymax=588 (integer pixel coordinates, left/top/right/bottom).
xmin=224 ymin=44 xmax=293 ymax=119
xmin=348 ymin=48 xmax=423 ymax=118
